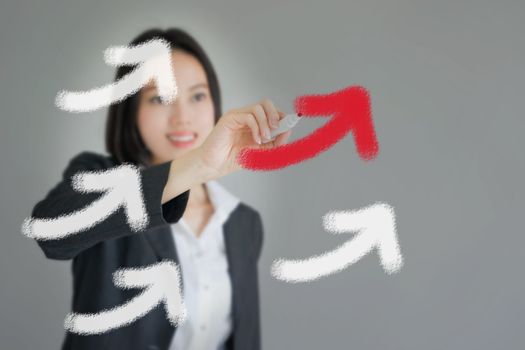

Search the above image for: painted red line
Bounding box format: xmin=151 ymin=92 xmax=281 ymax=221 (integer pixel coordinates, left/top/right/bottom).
xmin=238 ymin=85 xmax=379 ymax=170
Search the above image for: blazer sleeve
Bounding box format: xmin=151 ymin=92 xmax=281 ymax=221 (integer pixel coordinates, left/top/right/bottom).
xmin=30 ymin=151 xmax=190 ymax=260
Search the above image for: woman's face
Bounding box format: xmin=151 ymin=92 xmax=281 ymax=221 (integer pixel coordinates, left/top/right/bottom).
xmin=137 ymin=49 xmax=215 ymax=165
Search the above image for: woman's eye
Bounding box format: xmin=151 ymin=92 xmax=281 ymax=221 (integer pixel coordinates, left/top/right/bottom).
xmin=149 ymin=95 xmax=163 ymax=104
xmin=192 ymin=92 xmax=207 ymax=102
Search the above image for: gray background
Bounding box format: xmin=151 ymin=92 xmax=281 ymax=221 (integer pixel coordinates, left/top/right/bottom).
xmin=1 ymin=0 xmax=524 ymax=349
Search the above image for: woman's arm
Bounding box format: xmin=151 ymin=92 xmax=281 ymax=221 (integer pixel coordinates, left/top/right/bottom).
xmin=31 ymin=151 xmax=205 ymax=260
xmin=31 ymin=99 xmax=290 ymax=260
xmin=161 ymin=147 xmax=219 ymax=204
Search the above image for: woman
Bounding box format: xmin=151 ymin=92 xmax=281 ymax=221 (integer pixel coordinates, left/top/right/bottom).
xmin=30 ymin=28 xmax=291 ymax=350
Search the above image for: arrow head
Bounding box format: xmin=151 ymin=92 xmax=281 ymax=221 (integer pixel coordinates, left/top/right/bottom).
xmin=323 ymin=202 xmax=403 ymax=274
xmin=113 ymin=261 xmax=187 ymax=326
xmin=71 ymin=164 xmax=148 ymax=232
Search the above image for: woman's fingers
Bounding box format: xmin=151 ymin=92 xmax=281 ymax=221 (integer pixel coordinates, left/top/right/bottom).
xmin=251 ymin=104 xmax=272 ymax=143
xmin=260 ymin=99 xmax=280 ymax=129
xmin=267 ymin=110 xmax=290 ymax=145
xmin=199 ymin=98 xmax=292 ymax=178
xmin=232 ymin=99 xmax=291 ymax=146
xmin=232 ymin=112 xmax=262 ymax=145
xmin=237 ymin=100 xmax=283 ymax=142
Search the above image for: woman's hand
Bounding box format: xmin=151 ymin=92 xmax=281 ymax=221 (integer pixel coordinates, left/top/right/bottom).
xmin=196 ymin=99 xmax=292 ymax=178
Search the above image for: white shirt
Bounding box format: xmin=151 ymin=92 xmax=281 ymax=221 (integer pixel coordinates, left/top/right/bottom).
xmin=169 ymin=180 xmax=240 ymax=350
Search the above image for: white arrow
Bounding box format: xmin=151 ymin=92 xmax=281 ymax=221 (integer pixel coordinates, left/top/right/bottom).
xmin=55 ymin=38 xmax=177 ymax=113
xmin=64 ymin=261 xmax=187 ymax=335
xmin=271 ymin=202 xmax=403 ymax=283
xmin=22 ymin=164 xmax=148 ymax=240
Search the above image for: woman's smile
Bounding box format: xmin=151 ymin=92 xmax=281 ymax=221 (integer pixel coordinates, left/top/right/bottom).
xmin=167 ymin=131 xmax=198 ymax=149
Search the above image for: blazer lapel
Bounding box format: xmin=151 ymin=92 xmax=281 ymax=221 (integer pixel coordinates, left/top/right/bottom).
xmin=145 ymin=225 xmax=180 ymax=266
xmin=223 ymin=209 xmax=246 ymax=327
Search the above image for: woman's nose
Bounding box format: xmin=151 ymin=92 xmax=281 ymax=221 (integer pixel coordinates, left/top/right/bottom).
xmin=168 ymin=102 xmax=191 ymax=126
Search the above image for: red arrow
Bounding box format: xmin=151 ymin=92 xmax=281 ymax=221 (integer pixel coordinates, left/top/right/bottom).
xmin=238 ymin=85 xmax=379 ymax=170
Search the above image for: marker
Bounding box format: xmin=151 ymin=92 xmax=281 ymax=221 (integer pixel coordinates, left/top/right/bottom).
xmin=265 ymin=113 xmax=302 ymax=143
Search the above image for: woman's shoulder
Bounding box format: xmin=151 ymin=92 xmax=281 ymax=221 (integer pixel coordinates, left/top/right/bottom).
xmin=232 ymin=201 xmax=262 ymax=223
xmin=69 ymin=150 xmax=115 ymax=164
xmin=62 ymin=151 xmax=118 ymax=179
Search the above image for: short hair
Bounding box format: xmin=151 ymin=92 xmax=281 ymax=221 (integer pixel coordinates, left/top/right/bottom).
xmin=105 ymin=27 xmax=222 ymax=167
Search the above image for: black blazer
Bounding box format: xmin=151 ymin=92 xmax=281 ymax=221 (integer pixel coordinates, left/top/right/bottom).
xmin=30 ymin=151 xmax=263 ymax=350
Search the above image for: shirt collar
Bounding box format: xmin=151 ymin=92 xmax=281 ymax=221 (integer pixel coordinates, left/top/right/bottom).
xmin=204 ymin=180 xmax=240 ymax=224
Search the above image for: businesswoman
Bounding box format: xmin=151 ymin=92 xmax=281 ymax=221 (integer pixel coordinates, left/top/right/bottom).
xmin=29 ymin=27 xmax=291 ymax=350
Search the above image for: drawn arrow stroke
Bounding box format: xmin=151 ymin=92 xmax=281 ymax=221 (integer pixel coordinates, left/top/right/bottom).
xmin=55 ymin=38 xmax=177 ymax=113
xmin=271 ymin=202 xmax=403 ymax=282
xmin=239 ymin=85 xmax=379 ymax=170
xmin=64 ymin=261 xmax=187 ymax=335
xmin=22 ymin=164 xmax=148 ymax=240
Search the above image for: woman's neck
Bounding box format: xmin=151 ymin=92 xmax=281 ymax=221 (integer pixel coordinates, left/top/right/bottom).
xmin=187 ymin=183 xmax=211 ymax=208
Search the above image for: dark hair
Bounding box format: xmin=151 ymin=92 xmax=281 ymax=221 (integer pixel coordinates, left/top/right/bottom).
xmin=105 ymin=27 xmax=222 ymax=167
